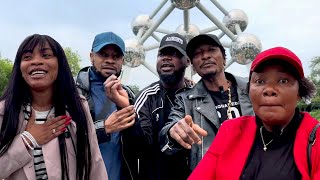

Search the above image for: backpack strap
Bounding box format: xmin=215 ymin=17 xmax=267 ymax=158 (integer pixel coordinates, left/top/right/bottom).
xmin=308 ymin=123 xmax=320 ymax=176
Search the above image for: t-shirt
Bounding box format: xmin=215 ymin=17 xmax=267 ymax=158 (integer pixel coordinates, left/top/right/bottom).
xmin=240 ymin=111 xmax=302 ymax=180
xmin=208 ymin=84 xmax=242 ymax=124
xmin=33 ymin=108 xmax=54 ymax=180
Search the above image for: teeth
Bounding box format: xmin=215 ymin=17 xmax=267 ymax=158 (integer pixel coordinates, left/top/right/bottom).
xmin=31 ymin=70 xmax=46 ymax=76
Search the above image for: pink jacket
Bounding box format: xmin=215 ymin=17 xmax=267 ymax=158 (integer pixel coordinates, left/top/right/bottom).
xmin=0 ymin=99 xmax=108 ymax=180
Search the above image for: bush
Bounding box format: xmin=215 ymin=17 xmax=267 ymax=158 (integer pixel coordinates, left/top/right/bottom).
xmin=310 ymin=110 xmax=320 ymax=120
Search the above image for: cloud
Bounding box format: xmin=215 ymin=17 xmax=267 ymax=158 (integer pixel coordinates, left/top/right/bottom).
xmin=0 ymin=0 xmax=318 ymax=88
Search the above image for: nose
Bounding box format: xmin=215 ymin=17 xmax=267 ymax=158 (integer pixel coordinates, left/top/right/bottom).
xmin=104 ymin=56 xmax=115 ymax=64
xmin=201 ymin=50 xmax=211 ymax=60
xmin=31 ymin=55 xmax=44 ymax=65
xmin=263 ymin=86 xmax=278 ymax=97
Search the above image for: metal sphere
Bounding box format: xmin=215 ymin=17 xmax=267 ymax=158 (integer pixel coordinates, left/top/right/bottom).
xmin=175 ymin=24 xmax=200 ymax=42
xmin=171 ymin=0 xmax=200 ymax=10
xmin=131 ymin=15 xmax=153 ymax=36
xmin=223 ymin=9 xmax=248 ymax=35
xmin=230 ymin=33 xmax=262 ymax=65
xmin=124 ymin=38 xmax=145 ymax=68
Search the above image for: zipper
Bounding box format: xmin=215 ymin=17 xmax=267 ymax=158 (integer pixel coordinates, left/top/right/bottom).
xmin=121 ymin=135 xmax=134 ymax=180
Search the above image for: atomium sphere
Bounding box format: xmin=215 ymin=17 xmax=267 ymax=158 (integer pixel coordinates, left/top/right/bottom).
xmin=131 ymin=14 xmax=153 ymax=36
xmin=124 ymin=38 xmax=145 ymax=68
xmin=176 ymin=24 xmax=200 ymax=42
xmin=230 ymin=33 xmax=262 ymax=65
xmin=223 ymin=9 xmax=248 ymax=35
xmin=171 ymin=0 xmax=200 ymax=10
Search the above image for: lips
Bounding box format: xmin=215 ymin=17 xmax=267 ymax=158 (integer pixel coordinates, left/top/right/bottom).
xmin=102 ymin=65 xmax=116 ymax=71
xmin=160 ymin=63 xmax=174 ymax=71
xmin=29 ymin=68 xmax=48 ymax=77
xmin=200 ymin=61 xmax=216 ymax=68
xmin=260 ymin=103 xmax=282 ymax=107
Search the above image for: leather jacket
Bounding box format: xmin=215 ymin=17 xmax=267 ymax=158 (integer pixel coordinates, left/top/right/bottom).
xmin=159 ymin=72 xmax=254 ymax=171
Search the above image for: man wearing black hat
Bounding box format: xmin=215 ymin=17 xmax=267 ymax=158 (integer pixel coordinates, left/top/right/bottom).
xmin=76 ymin=32 xmax=136 ymax=180
xmin=159 ymin=34 xmax=254 ymax=172
xmin=130 ymin=33 xmax=193 ymax=180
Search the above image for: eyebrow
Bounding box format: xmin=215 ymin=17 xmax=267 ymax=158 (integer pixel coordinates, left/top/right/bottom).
xmin=40 ymin=47 xmax=53 ymax=51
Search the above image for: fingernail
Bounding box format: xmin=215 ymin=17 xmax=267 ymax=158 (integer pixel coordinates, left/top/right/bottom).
xmin=187 ymin=145 xmax=191 ymax=149
xmin=60 ymin=128 xmax=66 ymax=132
xmin=66 ymin=117 xmax=72 ymax=120
xmin=61 ymin=115 xmax=67 ymax=119
xmin=64 ymin=120 xmax=71 ymax=125
xmin=197 ymin=141 xmax=202 ymax=145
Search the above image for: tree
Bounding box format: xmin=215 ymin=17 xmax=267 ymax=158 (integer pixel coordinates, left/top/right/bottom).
xmin=310 ymin=56 xmax=320 ymax=81
xmin=0 ymin=57 xmax=13 ymax=96
xmin=128 ymin=84 xmax=140 ymax=95
xmin=64 ymin=47 xmax=81 ymax=76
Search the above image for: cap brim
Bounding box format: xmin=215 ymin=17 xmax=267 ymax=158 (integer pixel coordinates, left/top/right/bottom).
xmin=251 ymin=54 xmax=304 ymax=78
xmin=159 ymin=44 xmax=188 ymax=58
xmin=92 ymin=42 xmax=124 ymax=55
xmin=186 ymin=34 xmax=223 ymax=59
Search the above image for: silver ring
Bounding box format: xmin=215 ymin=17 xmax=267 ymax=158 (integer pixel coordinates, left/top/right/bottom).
xmin=52 ymin=129 xmax=56 ymax=134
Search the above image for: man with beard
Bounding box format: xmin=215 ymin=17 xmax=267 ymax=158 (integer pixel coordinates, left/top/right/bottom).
xmin=76 ymin=32 xmax=136 ymax=180
xmin=131 ymin=33 xmax=193 ymax=180
xmin=159 ymin=34 xmax=254 ymax=174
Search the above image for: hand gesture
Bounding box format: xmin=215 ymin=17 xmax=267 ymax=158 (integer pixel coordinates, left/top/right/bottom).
xmin=169 ymin=115 xmax=208 ymax=149
xmin=24 ymin=110 xmax=71 ymax=146
xmin=104 ymin=105 xmax=135 ymax=133
xmin=104 ymin=74 xmax=130 ymax=108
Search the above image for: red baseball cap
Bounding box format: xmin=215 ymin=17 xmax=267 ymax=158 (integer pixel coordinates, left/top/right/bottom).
xmin=250 ymin=47 xmax=304 ymax=78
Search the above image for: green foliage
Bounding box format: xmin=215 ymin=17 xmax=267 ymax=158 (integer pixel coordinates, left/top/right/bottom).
xmin=310 ymin=56 xmax=320 ymax=81
xmin=128 ymin=85 xmax=140 ymax=95
xmin=310 ymin=110 xmax=320 ymax=120
xmin=64 ymin=47 xmax=81 ymax=76
xmin=0 ymin=57 xmax=13 ymax=96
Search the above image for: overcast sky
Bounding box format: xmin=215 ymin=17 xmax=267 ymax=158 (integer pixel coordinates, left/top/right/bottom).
xmin=0 ymin=0 xmax=319 ymax=89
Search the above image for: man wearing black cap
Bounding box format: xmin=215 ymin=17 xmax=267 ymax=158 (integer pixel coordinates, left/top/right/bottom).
xmin=76 ymin=32 xmax=136 ymax=180
xmin=130 ymin=33 xmax=193 ymax=180
xmin=159 ymin=34 xmax=254 ymax=172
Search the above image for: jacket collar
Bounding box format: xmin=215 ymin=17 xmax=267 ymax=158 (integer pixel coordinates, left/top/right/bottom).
xmin=186 ymin=72 xmax=248 ymax=99
xmin=159 ymin=78 xmax=194 ymax=95
xmin=76 ymin=66 xmax=91 ymax=91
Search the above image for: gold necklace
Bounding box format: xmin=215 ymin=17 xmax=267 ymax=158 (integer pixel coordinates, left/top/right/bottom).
xmin=260 ymin=126 xmax=274 ymax=151
xmin=259 ymin=126 xmax=284 ymax=151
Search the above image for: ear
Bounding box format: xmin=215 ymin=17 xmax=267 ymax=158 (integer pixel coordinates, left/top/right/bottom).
xmin=186 ymin=57 xmax=191 ymax=67
xmin=223 ymin=58 xmax=226 ymax=66
xmin=90 ymin=52 xmax=94 ymax=64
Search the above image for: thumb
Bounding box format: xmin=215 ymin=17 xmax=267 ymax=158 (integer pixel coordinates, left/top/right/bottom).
xmin=184 ymin=115 xmax=193 ymax=127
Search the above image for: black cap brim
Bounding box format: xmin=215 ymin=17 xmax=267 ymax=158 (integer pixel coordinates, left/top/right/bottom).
xmin=159 ymin=44 xmax=188 ymax=58
xmin=186 ymin=34 xmax=223 ymax=59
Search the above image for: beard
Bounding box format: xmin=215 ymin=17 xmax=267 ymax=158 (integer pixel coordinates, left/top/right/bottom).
xmin=92 ymin=64 xmax=122 ymax=79
xmin=159 ymin=67 xmax=185 ymax=85
xmin=201 ymin=71 xmax=217 ymax=80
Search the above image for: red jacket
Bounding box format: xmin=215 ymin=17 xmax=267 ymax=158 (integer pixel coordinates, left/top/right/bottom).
xmin=188 ymin=112 xmax=320 ymax=180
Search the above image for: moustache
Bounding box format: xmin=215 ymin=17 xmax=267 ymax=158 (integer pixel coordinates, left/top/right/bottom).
xmin=200 ymin=61 xmax=216 ymax=68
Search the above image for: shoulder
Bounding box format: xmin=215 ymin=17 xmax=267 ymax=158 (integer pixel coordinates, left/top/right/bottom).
xmin=298 ymin=112 xmax=320 ymax=135
xmin=226 ymin=72 xmax=248 ymax=90
xmin=76 ymin=66 xmax=91 ymax=90
xmin=76 ymin=66 xmax=90 ymax=80
xmin=220 ymin=116 xmax=255 ymax=132
xmin=122 ymin=84 xmax=136 ymax=98
xmin=135 ymin=81 xmax=161 ymax=100
xmin=211 ymin=116 xmax=255 ymax=152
